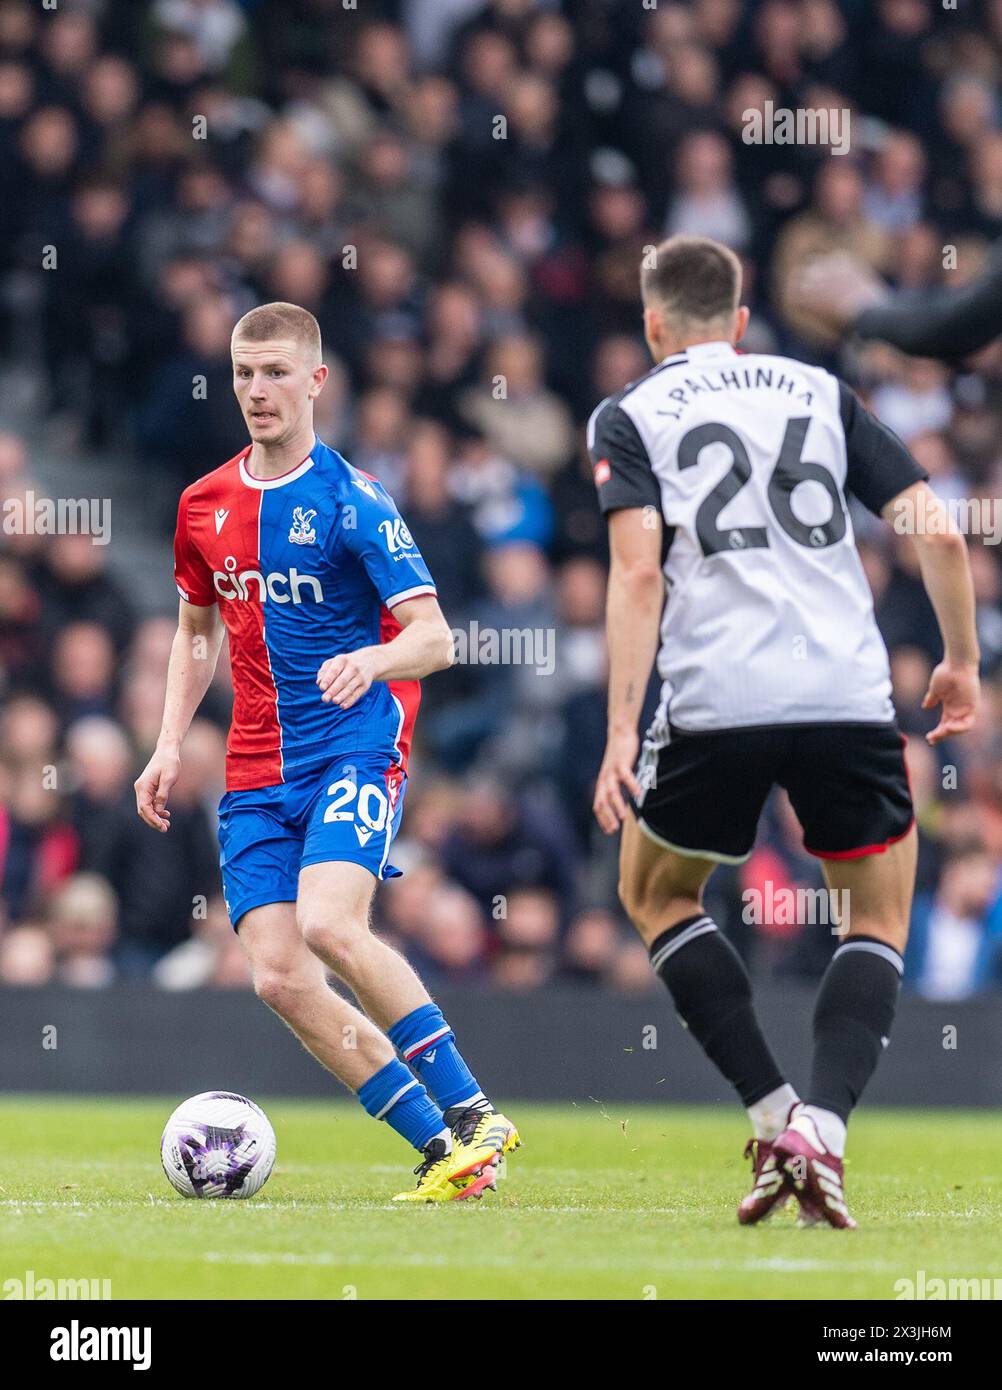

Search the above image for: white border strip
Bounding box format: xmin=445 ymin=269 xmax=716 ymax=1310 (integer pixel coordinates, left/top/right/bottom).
xmin=833 ymin=939 xmax=904 ymax=975
xmin=650 ymin=918 xmax=717 ymax=973
xmin=403 ymin=1026 xmax=451 ymax=1061
xmin=373 ymin=1078 xmax=419 ymax=1120
xmin=384 ymin=584 xmax=438 ymax=609
xmin=636 ymin=817 xmax=751 ymax=865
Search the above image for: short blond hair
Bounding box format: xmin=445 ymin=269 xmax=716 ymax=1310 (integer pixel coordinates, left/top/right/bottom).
xmin=232 ymin=301 xmax=322 ymax=364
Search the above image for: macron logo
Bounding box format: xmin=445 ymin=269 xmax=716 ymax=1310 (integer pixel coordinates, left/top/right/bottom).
xmin=352 ymin=478 xmax=377 ymax=500
xmin=214 ymin=509 xmax=229 ymax=534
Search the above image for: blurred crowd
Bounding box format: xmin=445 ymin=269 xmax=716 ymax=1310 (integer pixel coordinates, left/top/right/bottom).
xmin=3 ymin=0 xmax=1002 ymax=998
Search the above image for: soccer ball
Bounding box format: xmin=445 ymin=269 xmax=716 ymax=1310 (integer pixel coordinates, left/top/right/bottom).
xmin=160 ymin=1091 xmax=276 ymax=1199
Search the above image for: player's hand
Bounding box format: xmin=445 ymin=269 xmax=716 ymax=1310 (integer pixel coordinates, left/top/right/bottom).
xmin=922 ymin=659 xmax=980 ymax=744
xmin=134 ymin=744 xmax=180 ymax=832
xmin=317 ymin=649 xmax=380 ymax=709
xmin=792 ymin=253 xmax=888 ymax=335
xmin=593 ymin=728 xmax=642 ymax=835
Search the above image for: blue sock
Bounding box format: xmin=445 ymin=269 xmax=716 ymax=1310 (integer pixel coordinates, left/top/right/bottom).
xmin=388 ymin=1003 xmax=487 ymax=1112
xmin=357 ymin=1059 xmax=445 ymax=1152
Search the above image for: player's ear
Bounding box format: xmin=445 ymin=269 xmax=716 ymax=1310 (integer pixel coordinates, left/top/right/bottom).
xmin=310 ymin=362 xmax=329 ymax=398
xmin=642 ymin=304 xmax=661 ymax=358
xmin=734 ymin=305 xmax=750 ymax=344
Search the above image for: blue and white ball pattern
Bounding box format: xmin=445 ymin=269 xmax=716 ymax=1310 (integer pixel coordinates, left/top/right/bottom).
xmin=161 ymin=1091 xmax=276 ymax=1199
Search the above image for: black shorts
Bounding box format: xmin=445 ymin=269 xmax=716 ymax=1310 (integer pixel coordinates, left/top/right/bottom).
xmin=633 ymin=721 xmax=914 ymax=863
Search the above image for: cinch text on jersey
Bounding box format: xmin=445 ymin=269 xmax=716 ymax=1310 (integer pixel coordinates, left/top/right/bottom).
xmin=212 ymin=566 xmax=324 ymax=604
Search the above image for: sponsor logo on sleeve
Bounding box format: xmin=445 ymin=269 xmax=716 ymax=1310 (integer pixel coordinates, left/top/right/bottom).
xmin=378 ymin=517 xmax=417 ymax=555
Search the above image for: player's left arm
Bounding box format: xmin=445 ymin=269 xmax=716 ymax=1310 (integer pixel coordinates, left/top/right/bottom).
xmin=318 ymin=594 xmax=454 ymax=708
xmin=319 ymin=475 xmax=453 ymax=707
xmin=840 ymin=381 xmax=980 ymax=744
xmin=883 ymin=482 xmax=980 ymax=744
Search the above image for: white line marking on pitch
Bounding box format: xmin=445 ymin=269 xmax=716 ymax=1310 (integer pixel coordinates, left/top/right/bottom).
xmin=197 ymin=1251 xmax=905 ymax=1274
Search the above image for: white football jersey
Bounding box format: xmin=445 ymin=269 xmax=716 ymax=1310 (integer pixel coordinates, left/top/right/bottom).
xmin=589 ymin=341 xmax=926 ymax=733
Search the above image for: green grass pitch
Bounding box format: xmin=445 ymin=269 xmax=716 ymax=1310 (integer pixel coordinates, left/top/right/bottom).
xmin=1 ymin=1096 xmax=1000 ymax=1300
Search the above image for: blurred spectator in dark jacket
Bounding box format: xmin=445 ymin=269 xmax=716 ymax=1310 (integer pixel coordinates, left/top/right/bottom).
xmin=406 ymin=882 xmax=490 ymax=985
xmin=0 ymin=554 xmax=46 ymax=689
xmin=47 ymin=174 xmax=136 ymax=447
xmin=83 ymin=718 xmax=224 ymax=976
xmin=419 ymin=280 xmax=484 ymax=425
xmin=136 ymin=293 xmax=246 ymax=481
xmin=441 ymin=777 xmax=578 ymax=925
xmin=0 ymin=760 xmax=78 ymax=922
xmin=64 ymin=715 xmax=133 ymax=872
xmin=426 ymin=539 xmax=553 ymax=768
xmin=348 ymin=386 xmax=410 ymax=495
xmin=398 ymin=418 xmax=483 ymax=621
xmin=492 ymin=886 xmax=559 ymax=990
xmin=49 ymin=621 xmax=117 ymax=725
xmin=560 ymin=906 xmax=621 ymax=986
xmin=34 ymin=533 xmax=135 ymax=654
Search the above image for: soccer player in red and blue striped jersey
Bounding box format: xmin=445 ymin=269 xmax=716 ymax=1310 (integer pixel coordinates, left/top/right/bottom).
xmin=135 ymin=303 xmax=519 ymax=1200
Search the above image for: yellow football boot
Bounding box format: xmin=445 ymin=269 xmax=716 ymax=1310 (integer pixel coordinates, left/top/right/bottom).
xmin=446 ymin=1106 xmax=521 ymax=1181
xmin=391 ymin=1135 xmax=500 ymax=1203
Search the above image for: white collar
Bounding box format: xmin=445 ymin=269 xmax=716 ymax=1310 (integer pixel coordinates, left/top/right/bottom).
xmin=239 ymin=444 xmax=316 ymax=491
xmin=681 ymin=341 xmax=739 ymax=360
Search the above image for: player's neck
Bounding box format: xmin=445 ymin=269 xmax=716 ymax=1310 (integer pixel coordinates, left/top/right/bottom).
xmin=657 ymin=334 xmax=735 ymax=359
xmin=245 ymin=428 xmax=317 ymax=480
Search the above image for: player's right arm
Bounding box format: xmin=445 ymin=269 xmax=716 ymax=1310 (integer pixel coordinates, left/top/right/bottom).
xmin=883 ymin=482 xmax=980 ymax=745
xmin=593 ymin=507 xmax=665 ymax=833
xmin=135 ymin=598 xmax=225 ymax=831
xmin=588 ymin=396 xmax=666 ymax=833
xmin=137 ymin=487 xmax=225 ymax=831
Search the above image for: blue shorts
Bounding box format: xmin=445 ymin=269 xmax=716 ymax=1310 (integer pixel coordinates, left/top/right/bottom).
xmin=217 ymin=750 xmax=407 ymax=929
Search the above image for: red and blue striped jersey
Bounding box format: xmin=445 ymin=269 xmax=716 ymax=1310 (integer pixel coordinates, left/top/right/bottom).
xmin=173 ymin=437 xmax=437 ymax=791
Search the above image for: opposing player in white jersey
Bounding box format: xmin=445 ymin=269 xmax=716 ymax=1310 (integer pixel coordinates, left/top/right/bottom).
xmin=591 ymin=236 xmax=979 ymax=1228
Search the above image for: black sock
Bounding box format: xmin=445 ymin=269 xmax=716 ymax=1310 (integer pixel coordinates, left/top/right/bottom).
xmin=807 ymin=935 xmax=903 ymax=1123
xmin=649 ymin=913 xmax=785 ymax=1107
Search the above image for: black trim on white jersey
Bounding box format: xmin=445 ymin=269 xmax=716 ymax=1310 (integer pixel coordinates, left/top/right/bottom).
xmin=589 ymin=355 xmax=689 ymax=517
xmin=591 ymin=400 xmax=661 ymax=515
xmin=838 ymin=381 xmax=929 ymax=516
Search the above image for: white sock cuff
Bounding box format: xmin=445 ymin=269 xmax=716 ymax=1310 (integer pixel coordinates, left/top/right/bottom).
xmin=747 ymin=1082 xmax=800 ymax=1141
xmin=799 ymin=1104 xmax=847 ymax=1158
